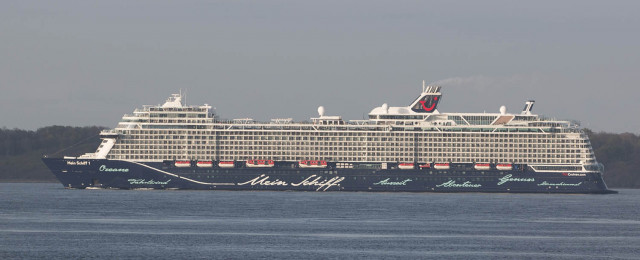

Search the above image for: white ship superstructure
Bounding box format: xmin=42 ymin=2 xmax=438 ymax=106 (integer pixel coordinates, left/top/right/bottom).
xmin=92 ymin=85 xmax=599 ymax=175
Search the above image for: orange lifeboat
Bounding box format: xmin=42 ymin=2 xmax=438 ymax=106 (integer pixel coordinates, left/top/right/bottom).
xmin=398 ymin=163 xmax=415 ymax=170
xmin=218 ymin=161 xmax=235 ymax=168
xmin=474 ymin=163 xmax=491 ymax=170
xmin=496 ymin=164 xmax=513 ymax=171
xmin=196 ymin=161 xmax=213 ymax=168
xmin=434 ymin=163 xmax=450 ymax=170
xmin=246 ymin=159 xmax=275 ymax=168
xmin=174 ymin=161 xmax=191 ymax=168
xmin=299 ymin=160 xmax=327 ymax=168
xmin=419 ymin=163 xmax=431 ymax=169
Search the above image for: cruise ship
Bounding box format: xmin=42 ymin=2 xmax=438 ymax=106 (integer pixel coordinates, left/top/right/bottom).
xmin=42 ymin=83 xmax=616 ymax=193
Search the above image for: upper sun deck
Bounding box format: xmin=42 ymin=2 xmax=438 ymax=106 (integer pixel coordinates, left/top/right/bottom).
xmin=116 ymin=85 xmax=579 ymax=131
xmin=364 ymin=82 xmax=578 ymax=129
xmin=118 ymin=93 xmax=215 ymax=127
xmin=124 ymin=93 xmax=213 ymax=117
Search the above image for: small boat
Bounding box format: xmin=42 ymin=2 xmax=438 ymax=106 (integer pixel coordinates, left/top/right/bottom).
xmin=398 ymin=163 xmax=414 ymax=170
xmin=496 ymin=164 xmax=513 ymax=171
xmin=299 ymin=160 xmax=327 ymax=168
xmin=246 ymin=159 xmax=275 ymax=168
xmin=196 ymin=161 xmax=213 ymax=168
xmin=434 ymin=163 xmax=450 ymax=170
xmin=474 ymin=163 xmax=491 ymax=170
xmin=174 ymin=161 xmax=191 ymax=167
xmin=218 ymin=161 xmax=235 ymax=168
xmin=419 ymin=163 xmax=431 ymax=169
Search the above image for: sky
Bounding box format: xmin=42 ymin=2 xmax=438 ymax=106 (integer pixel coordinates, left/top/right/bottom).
xmin=1 ymin=0 xmax=639 ymax=133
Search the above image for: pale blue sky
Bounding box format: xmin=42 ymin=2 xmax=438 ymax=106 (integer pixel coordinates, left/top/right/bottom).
xmin=1 ymin=0 xmax=639 ymax=133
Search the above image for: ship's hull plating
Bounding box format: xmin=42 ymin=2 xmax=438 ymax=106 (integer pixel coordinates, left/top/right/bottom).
xmin=42 ymin=158 xmax=616 ymax=194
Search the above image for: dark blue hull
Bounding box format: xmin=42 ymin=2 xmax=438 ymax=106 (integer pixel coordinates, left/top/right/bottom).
xmin=42 ymin=158 xmax=616 ymax=194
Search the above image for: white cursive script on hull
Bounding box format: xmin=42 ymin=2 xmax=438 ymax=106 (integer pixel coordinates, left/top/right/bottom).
xmin=537 ymin=181 xmax=582 ymax=186
xmin=99 ymin=165 xmax=129 ymax=173
xmin=237 ymin=174 xmax=345 ymax=191
xmin=291 ymin=175 xmax=345 ymax=191
xmin=497 ymin=174 xmax=535 ymax=185
xmin=128 ymin=179 xmax=171 ymax=185
xmin=237 ymin=174 xmax=288 ymax=186
xmin=373 ymin=178 xmax=412 ymax=186
xmin=436 ymin=180 xmax=482 ymax=188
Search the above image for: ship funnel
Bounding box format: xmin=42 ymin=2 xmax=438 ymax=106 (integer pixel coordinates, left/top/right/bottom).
xmin=410 ymin=85 xmax=442 ymax=113
xmin=522 ymin=100 xmax=535 ymax=115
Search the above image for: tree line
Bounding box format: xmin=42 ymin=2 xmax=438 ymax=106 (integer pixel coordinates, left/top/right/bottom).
xmin=585 ymin=129 xmax=640 ymax=188
xmin=0 ymin=126 xmax=638 ymax=188
xmin=0 ymin=126 xmax=104 ymax=182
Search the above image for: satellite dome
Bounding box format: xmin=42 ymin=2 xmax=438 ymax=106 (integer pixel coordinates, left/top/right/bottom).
xmin=382 ymin=103 xmax=389 ymax=114
xmin=500 ymin=105 xmax=507 ymax=115
xmin=318 ymin=106 xmax=325 ymax=117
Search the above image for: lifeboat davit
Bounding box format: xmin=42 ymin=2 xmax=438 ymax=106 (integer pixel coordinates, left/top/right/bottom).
xmin=175 ymin=161 xmax=191 ymax=168
xmin=196 ymin=161 xmax=213 ymax=168
xmin=434 ymin=163 xmax=450 ymax=170
xmin=218 ymin=161 xmax=235 ymax=168
xmin=474 ymin=163 xmax=491 ymax=170
xmin=299 ymin=160 xmax=327 ymax=168
xmin=398 ymin=163 xmax=414 ymax=170
xmin=496 ymin=164 xmax=513 ymax=171
xmin=246 ymin=159 xmax=275 ymax=168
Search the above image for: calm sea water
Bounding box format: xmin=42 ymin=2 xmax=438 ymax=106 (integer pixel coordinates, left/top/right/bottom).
xmin=1 ymin=183 xmax=639 ymax=259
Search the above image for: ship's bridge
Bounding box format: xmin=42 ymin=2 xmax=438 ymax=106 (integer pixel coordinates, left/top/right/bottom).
xmin=115 ymin=93 xmax=215 ymax=129
xmin=154 ymin=93 xmax=212 ymax=113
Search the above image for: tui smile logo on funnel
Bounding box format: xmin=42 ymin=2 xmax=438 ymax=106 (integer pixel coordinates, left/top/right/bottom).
xmin=420 ymin=96 xmax=438 ymax=111
xmin=411 ymin=95 xmax=441 ymax=113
